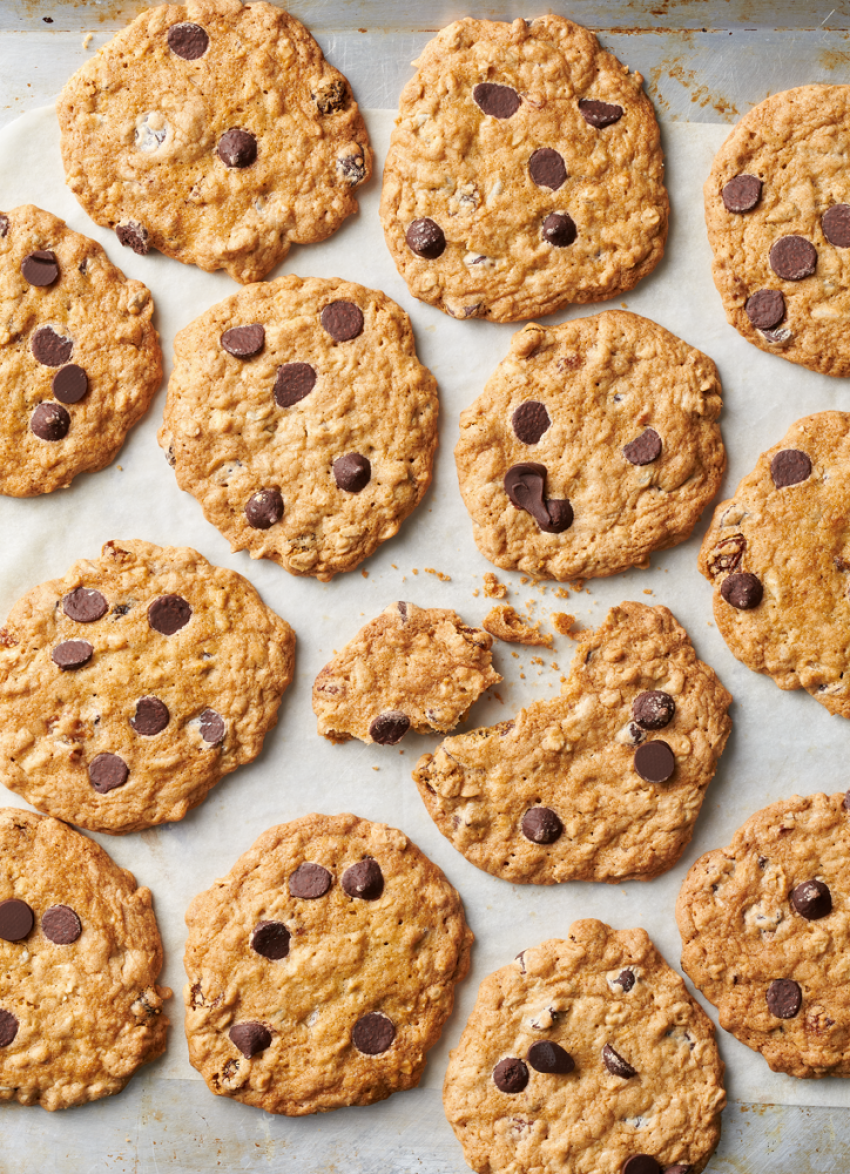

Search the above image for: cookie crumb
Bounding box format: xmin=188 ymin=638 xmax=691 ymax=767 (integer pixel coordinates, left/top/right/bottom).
xmin=83 ymin=32 xmax=93 ymax=49
xmin=361 ymin=570 xmax=369 ymax=578
xmin=472 ymin=588 xmax=480 ymax=597
xmin=483 ymin=572 xmax=507 ymax=599
xmin=425 ymin=567 xmax=452 ymax=582
xmin=552 ymin=612 xmax=577 ymax=637
xmin=483 ymin=605 xmax=553 ymax=648
xmin=412 ymin=568 xmax=419 ymax=575
xmin=643 ymin=588 xmax=653 ymax=595
xmin=554 ymin=587 xmax=571 ymax=599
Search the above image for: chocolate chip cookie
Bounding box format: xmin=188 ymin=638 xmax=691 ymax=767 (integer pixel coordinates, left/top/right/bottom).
xmin=705 ymin=85 xmax=850 ymax=376
xmin=0 ymin=807 xmax=169 ymax=1109
xmin=677 ymin=791 xmax=850 ymax=1078
xmin=413 ymin=602 xmax=731 ymax=884
xmin=0 ymin=204 xmax=161 ymax=497
xmin=160 ymin=276 xmax=439 ymax=580
xmin=57 ymin=0 xmax=371 ymax=283
xmin=313 ymin=602 xmax=500 ymax=744
xmin=380 ymin=16 xmax=668 ymax=321
xmin=0 ymin=540 xmax=295 ymax=834
xmin=455 ymin=312 xmax=725 ymax=581
xmin=444 ymin=920 xmax=725 ymax=1174
xmin=699 ymin=410 xmax=850 ymax=719
xmin=184 ymin=812 xmax=473 ymax=1114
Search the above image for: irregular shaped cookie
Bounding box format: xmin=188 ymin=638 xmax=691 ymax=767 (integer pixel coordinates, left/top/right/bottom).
xmin=0 ymin=540 xmax=295 ymax=834
xmin=0 ymin=204 xmax=161 ymax=497
xmin=57 ymin=0 xmax=371 ymax=283
xmin=699 ymin=411 xmax=850 ymax=718
xmin=312 ymin=602 xmax=500 ymax=744
xmin=677 ymin=792 xmax=850 ymax=1078
xmin=0 ymin=808 xmax=169 ymax=1109
xmin=413 ymin=602 xmax=731 ymax=883
xmin=705 ymin=85 xmax=850 ymax=376
xmin=455 ymin=312 xmax=724 ymax=581
xmin=381 ymin=17 xmax=668 ymax=321
xmin=184 ymin=812 xmax=473 ymax=1114
xmin=482 ymin=605 xmax=553 ymax=648
xmin=444 ymin=920 xmax=725 ymax=1174
xmin=160 ymin=276 xmax=439 ymax=580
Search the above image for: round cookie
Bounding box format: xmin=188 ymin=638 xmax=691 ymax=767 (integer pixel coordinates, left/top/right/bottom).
xmin=159 ymin=276 xmax=439 ymax=580
xmin=455 ymin=311 xmax=725 ymax=581
xmin=698 ymin=410 xmax=850 ymax=719
xmin=380 ymin=17 xmax=668 ymax=322
xmin=444 ymin=920 xmax=725 ymax=1174
xmin=313 ymin=601 xmax=501 ymax=744
xmin=413 ymin=602 xmax=732 ymax=884
xmin=57 ymin=0 xmax=371 ymax=283
xmin=0 ymin=540 xmax=295 ymax=834
xmin=705 ymin=85 xmax=850 ymax=376
xmin=0 ymin=808 xmax=169 ymax=1109
xmin=0 ymin=204 xmax=161 ymax=497
xmin=183 ymin=813 xmax=473 ymax=1114
xmin=677 ymin=792 xmax=850 ymax=1079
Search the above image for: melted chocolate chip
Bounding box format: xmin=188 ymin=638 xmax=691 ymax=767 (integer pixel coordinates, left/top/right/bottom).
xmin=721 ymin=174 xmax=762 ymax=213
xmin=130 ymin=697 xmax=170 ymax=736
xmin=251 ymin=920 xmax=291 ymax=960
xmin=333 ymin=453 xmax=371 ymax=492
xmin=167 ymin=22 xmax=209 ymax=59
xmin=31 ymin=325 xmax=73 ymax=367
xmin=352 ymin=1012 xmax=396 ymax=1055
xmin=770 ymin=449 xmax=811 ymax=488
xmin=31 ymin=402 xmax=69 ymax=441
xmin=245 ymin=489 xmax=284 ymax=529
xmin=0 ymin=899 xmax=34 ymax=941
xmin=615 ymin=969 xmax=636 ymax=992
xmin=0 ymin=214 xmax=8 ymax=238
xmin=199 ymin=709 xmax=226 ymax=745
xmin=289 ymin=863 xmax=332 ymax=899
xmin=541 ymin=211 xmax=577 ymax=247
xmin=88 ymin=753 xmax=129 ymax=794
xmin=148 ymin=595 xmax=192 ymax=635
xmin=769 ymin=235 xmax=817 ymax=281
xmin=790 ymin=879 xmax=832 ymax=920
xmin=521 ymin=807 xmax=563 ymax=845
xmin=622 ymin=1158 xmax=661 ymax=1174
xmin=274 ymin=362 xmax=316 ymax=408
xmin=53 ymin=364 xmax=88 ymax=404
xmin=321 ymin=301 xmax=364 ymax=342
xmin=0 ymin=1010 xmax=18 ymax=1048
xmin=512 ymin=401 xmax=551 ymax=444
xmin=578 ymin=98 xmax=624 ymax=127
xmin=504 ymin=463 xmax=573 ymax=533
xmin=42 ymin=904 xmax=81 ymax=945
xmin=405 ymin=218 xmax=446 ymax=259
xmin=720 ymin=571 xmax=763 ymax=610
xmin=369 ymin=711 xmax=410 ymax=745
xmin=528 ymin=147 xmax=567 ymax=191
xmin=632 ymin=690 xmax=675 ymax=730
xmin=493 ymin=1057 xmax=529 ymax=1093
xmin=623 ymin=428 xmax=662 ymax=466
xmin=217 ymin=128 xmax=257 ymax=168
xmin=602 ymin=1042 xmax=636 ymax=1078
xmin=116 ymin=221 xmax=149 ymax=255
xmin=823 ymin=203 xmax=850 ymax=248
xmin=21 ymin=250 xmax=59 ymax=287
xmin=229 ymin=1022 xmax=271 ymax=1058
xmin=745 ymin=289 xmax=785 ymax=330
xmin=473 ymin=82 xmax=521 ymax=119
xmin=63 ymin=587 xmax=108 ymax=623
xmin=527 ymin=1041 xmax=574 ymax=1074
xmin=633 ymin=740 xmax=675 ymax=784
xmin=51 ymin=639 xmax=93 ymax=670
xmin=766 ymin=978 xmax=802 ymax=1019
xmin=221 ymin=324 xmax=265 ymax=358
xmin=341 ymin=859 xmax=384 ymax=900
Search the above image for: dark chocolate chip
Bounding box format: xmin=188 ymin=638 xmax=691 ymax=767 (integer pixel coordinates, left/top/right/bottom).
xmin=0 ymin=898 xmax=34 ymax=941
xmin=130 ymin=696 xmax=170 ymax=736
xmin=341 ymin=859 xmax=384 ymax=900
xmin=512 ymin=401 xmax=551 ymax=444
xmin=21 ymin=250 xmax=59 ymax=287
xmin=245 ymin=488 xmax=284 ymax=529
xmin=602 ymin=1042 xmax=636 ymax=1078
xmin=622 ymin=1158 xmax=661 ymax=1174
xmin=0 ymin=214 xmax=8 ymax=238
xmin=0 ymin=1010 xmax=18 ymax=1048
xmin=527 ymin=1041 xmax=575 ymax=1074
xmin=822 ymin=203 xmax=850 ymax=248
xmin=148 ymin=594 xmax=192 ymax=635
xmin=31 ymin=325 xmax=73 ymax=367
xmin=333 ymin=453 xmax=371 ymax=492
xmin=31 ymin=402 xmax=69 ymax=441
xmin=53 ymin=364 xmax=88 ymax=404
xmin=528 ymin=147 xmax=567 ymax=191
xmin=116 ymin=221 xmax=149 ymax=255
xmin=521 ymin=807 xmax=563 ymax=845
xmin=745 ymin=289 xmax=785 ymax=330
xmin=167 ymin=22 xmax=209 ymax=60
xmin=42 ymin=904 xmax=81 ymax=945
xmin=769 ymin=235 xmax=817 ymax=281
xmin=289 ymin=863 xmax=332 ymax=899
xmin=541 ymin=211 xmax=577 ymax=247
xmin=790 ymin=879 xmax=832 ymax=920
xmin=405 ymin=218 xmax=446 ymax=259
xmin=250 ymin=920 xmax=291 ymax=960
xmin=615 ymin=969 xmax=636 ymax=992
xmin=199 ymin=708 xmax=226 ymax=745
xmin=88 ymin=753 xmax=129 ymax=794
xmin=63 ymin=587 xmax=108 ymax=623
xmin=221 ymin=324 xmax=265 ymax=358
xmin=770 ymin=449 xmax=811 ymax=488
xmin=721 ymin=174 xmax=762 ymax=213
xmin=623 ymin=428 xmax=662 ymax=466
xmin=352 ymin=1012 xmax=395 ymax=1055
xmin=274 ymin=362 xmax=316 ymax=408
xmin=544 ymin=498 xmax=574 ymax=532
xmin=633 ymin=740 xmax=675 ymax=784
xmin=504 ymin=462 xmax=551 ymax=528
xmin=229 ymin=1022 xmax=271 ymax=1058
xmin=51 ymin=639 xmax=93 ymax=670
xmin=473 ymin=82 xmax=521 ymax=119
xmin=493 ymin=1057 xmax=529 ymax=1093
xmin=217 ymin=128 xmax=257 ymax=168
xmin=720 ymin=571 xmax=763 ymax=610
xmin=579 ymin=98 xmax=624 ymax=128
xmin=321 ymin=301 xmax=364 ymax=342
xmin=369 ymin=711 xmax=410 ymax=745
xmin=632 ymin=690 xmax=675 ymax=730
xmin=766 ymin=978 xmax=802 ymax=1019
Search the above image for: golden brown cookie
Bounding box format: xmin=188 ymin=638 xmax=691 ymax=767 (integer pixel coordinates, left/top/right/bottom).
xmin=184 ymin=813 xmax=473 ymax=1114
xmin=444 ymin=920 xmax=725 ymax=1174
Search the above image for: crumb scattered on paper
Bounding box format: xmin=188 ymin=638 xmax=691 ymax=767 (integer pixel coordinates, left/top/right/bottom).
xmin=361 ymin=569 xmax=369 ymax=578
xmin=425 ymin=567 xmax=451 ymax=582
xmin=472 ymin=588 xmax=479 ymax=597
xmin=483 ymin=572 xmax=507 ymax=599
xmin=552 ymin=612 xmax=578 ymax=637
xmin=483 ymin=604 xmax=553 ymax=648
xmin=643 ymin=588 xmax=653 ymax=595
xmin=83 ymin=32 xmax=93 ymax=49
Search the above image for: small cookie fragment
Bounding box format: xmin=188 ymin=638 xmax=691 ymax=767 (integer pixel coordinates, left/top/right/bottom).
xmin=551 ymin=612 xmax=576 ymax=636
xmin=312 ymin=602 xmax=501 ymax=744
xmin=482 ymin=572 xmax=507 ymax=599
xmin=483 ymin=605 xmax=553 ymax=648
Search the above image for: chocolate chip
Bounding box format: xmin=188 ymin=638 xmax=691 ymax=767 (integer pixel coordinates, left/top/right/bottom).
xmin=493 ymin=1057 xmax=529 ymax=1093
xmin=721 ymin=174 xmax=762 ymax=213
xmin=521 ymin=807 xmax=563 ymax=844
xmin=369 ymin=711 xmax=410 ymax=745
xmin=274 ymin=362 xmax=316 ymax=407
xmin=250 ymin=920 xmax=291 ymax=960
xmin=770 ymin=449 xmax=811 ymax=488
xmin=504 ymin=463 xmax=573 ymax=533
xmin=720 ymin=571 xmax=763 ymax=610
xmin=21 ymin=250 xmax=59 ymax=287
xmin=51 ymin=639 xmax=93 ymax=670
xmin=633 ymin=690 xmax=675 ymax=730
xmin=168 ymin=21 xmax=209 ymax=59
xmin=31 ymin=325 xmax=73 ymax=367
xmin=289 ymin=863 xmax=332 ymax=899
xmin=245 ymin=489 xmax=284 ymax=529
xmin=745 ymin=289 xmax=785 ymax=330
xmin=88 ymin=753 xmax=129 ymax=794
xmin=602 ymin=1042 xmax=636 ymax=1078
xmin=822 ymin=203 xmax=850 ymax=248
xmin=623 ymin=428 xmax=662 ymax=466
xmin=221 ymin=324 xmax=265 ymax=358
xmin=53 ymin=364 xmax=88 ymax=404
xmin=321 ymin=301 xmax=364 ymax=342
xmin=199 ymin=708 xmax=226 ymax=745
xmin=790 ymin=879 xmax=832 ymax=920
xmin=352 ymin=1012 xmax=395 ymax=1055
xmin=31 ymin=402 xmax=69 ymax=442
xmin=339 ymin=152 xmax=366 ymax=184
xmin=766 ymin=978 xmax=802 ymax=1019
xmin=0 ymin=899 xmax=33 ymax=941
xmin=130 ymin=697 xmax=170 ymax=736
xmin=769 ymin=235 xmax=817 ymax=281
xmin=341 ymin=859 xmax=384 ymax=900
xmin=42 ymin=904 xmax=81 ymax=945
xmin=529 ymin=147 xmax=567 ymax=191
xmin=63 ymin=587 xmax=108 ymax=623
xmin=473 ymin=82 xmax=521 ymax=119
xmin=229 ymin=1022 xmax=271 ymax=1058
xmin=405 ymin=218 xmax=446 ymax=259
xmin=541 ymin=211 xmax=577 ymax=247
xmin=148 ymin=595 xmax=192 ymax=635
xmin=217 ymin=128 xmax=257 ymax=168
xmin=578 ymin=98 xmax=624 ymax=128
xmin=116 ymin=221 xmax=149 ymax=255
xmin=0 ymin=214 xmax=8 ymax=238
xmin=512 ymin=401 xmax=551 ymax=444
xmin=333 ymin=453 xmax=371 ymax=492
xmin=615 ymin=969 xmax=636 ymax=992
xmin=544 ymin=499 xmax=574 ymax=532
xmin=0 ymin=1010 xmax=18 ymax=1048
xmin=397 ymin=601 xmax=408 ymax=621
xmin=527 ymin=1041 xmax=574 ymax=1074
xmin=622 ymin=1158 xmax=661 ymax=1174
xmin=633 ymin=741 xmax=675 ymax=784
